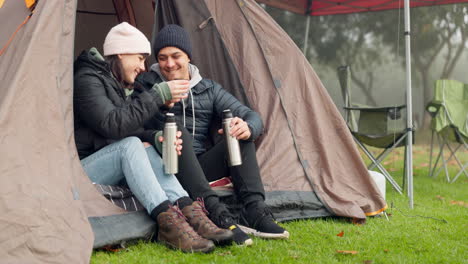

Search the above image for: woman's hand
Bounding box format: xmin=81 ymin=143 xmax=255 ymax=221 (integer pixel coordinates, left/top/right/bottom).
xmin=158 ymin=130 xmax=183 ymax=155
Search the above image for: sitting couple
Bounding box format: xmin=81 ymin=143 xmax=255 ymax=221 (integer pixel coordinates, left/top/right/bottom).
xmin=73 ymin=22 xmax=288 ymax=253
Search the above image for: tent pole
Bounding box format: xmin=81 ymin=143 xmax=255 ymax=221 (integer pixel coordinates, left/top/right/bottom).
xmin=303 ymin=15 xmax=311 ymax=54
xmin=404 ymin=0 xmax=414 ymax=209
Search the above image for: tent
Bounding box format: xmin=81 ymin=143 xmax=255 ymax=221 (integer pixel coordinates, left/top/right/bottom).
xmin=0 ymin=0 xmax=386 ymax=262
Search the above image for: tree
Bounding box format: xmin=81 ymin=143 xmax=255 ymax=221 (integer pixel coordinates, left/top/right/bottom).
xmin=371 ymin=4 xmax=468 ymax=126
xmin=265 ymin=6 xmax=396 ymax=106
xmin=264 ymin=4 xmax=468 ymax=126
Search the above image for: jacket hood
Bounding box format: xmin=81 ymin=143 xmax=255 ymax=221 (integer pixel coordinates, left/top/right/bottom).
xmin=74 ymin=47 xmax=109 ymax=74
xmin=150 ymin=62 xmax=204 ymax=134
xmin=149 ymin=63 xmax=202 ymax=89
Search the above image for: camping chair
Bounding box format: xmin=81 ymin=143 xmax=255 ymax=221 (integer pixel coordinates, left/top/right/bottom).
xmin=427 ymin=79 xmax=468 ymax=183
xmin=337 ymin=65 xmax=413 ymax=194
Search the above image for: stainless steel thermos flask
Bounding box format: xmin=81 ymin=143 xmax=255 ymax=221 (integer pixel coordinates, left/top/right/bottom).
xmin=222 ymin=109 xmax=242 ymax=166
xmin=163 ymin=113 xmax=178 ymax=174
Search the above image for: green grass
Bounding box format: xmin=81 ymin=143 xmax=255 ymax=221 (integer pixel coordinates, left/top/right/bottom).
xmin=91 ymin=145 xmax=467 ymax=264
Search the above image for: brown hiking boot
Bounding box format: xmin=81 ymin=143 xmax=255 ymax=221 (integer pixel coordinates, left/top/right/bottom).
xmin=182 ymin=200 xmax=234 ymax=245
xmin=157 ymin=205 xmax=215 ymax=253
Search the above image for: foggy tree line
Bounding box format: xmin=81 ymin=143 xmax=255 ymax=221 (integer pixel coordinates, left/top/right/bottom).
xmin=263 ymin=4 xmax=468 ymax=127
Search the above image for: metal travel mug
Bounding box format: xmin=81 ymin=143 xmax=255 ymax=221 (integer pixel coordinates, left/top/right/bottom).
xmin=163 ymin=113 xmax=178 ymax=174
xmin=222 ymin=109 xmax=242 ymax=166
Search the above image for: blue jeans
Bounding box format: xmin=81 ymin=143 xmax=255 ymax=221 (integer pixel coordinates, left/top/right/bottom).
xmin=80 ymin=137 xmax=189 ymax=214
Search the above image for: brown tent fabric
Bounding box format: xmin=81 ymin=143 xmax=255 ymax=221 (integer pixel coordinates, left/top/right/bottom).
xmin=173 ymin=0 xmax=387 ymax=218
xmin=154 ymin=0 xmax=332 ymax=221
xmin=0 ymin=0 xmax=93 ymax=263
xmin=152 ymin=0 xmax=251 ymax=107
xmin=0 ymin=0 xmax=157 ymax=262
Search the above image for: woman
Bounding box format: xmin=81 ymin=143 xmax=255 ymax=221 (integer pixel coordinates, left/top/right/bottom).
xmin=73 ymin=22 xmax=232 ymax=253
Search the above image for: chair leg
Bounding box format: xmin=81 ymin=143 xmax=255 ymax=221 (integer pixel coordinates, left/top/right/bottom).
xmin=450 ymin=132 xmax=468 ymax=183
xmin=434 ymin=142 xmax=468 ymax=182
xmin=434 ymin=144 xmax=460 ymax=180
xmin=432 ymin=134 xmax=451 ymax=181
xmin=445 ymin=144 xmax=468 ymax=179
xmin=451 ymin=162 xmax=468 ymax=183
xmin=430 ymin=134 xmax=444 ymax=178
xmin=441 ymin=144 xmax=451 ymax=182
xmin=428 ymin=130 xmax=435 ymax=177
xmin=354 ymin=138 xmax=403 ymax=194
xmin=367 ymin=133 xmax=408 ymax=171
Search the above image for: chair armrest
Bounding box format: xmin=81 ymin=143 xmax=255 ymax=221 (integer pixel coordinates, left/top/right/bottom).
xmin=426 ymin=102 xmax=441 ymax=117
xmin=343 ymin=105 xmax=406 ymax=112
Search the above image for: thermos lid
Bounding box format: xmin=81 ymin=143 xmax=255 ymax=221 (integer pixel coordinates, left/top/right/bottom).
xmin=222 ymin=109 xmax=233 ymax=119
xmin=165 ymin=113 xmax=176 ymax=123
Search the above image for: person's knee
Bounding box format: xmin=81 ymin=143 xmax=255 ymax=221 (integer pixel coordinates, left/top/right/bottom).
xmin=120 ymin=136 xmax=145 ymax=152
xmin=121 ymin=136 xmax=142 ymax=144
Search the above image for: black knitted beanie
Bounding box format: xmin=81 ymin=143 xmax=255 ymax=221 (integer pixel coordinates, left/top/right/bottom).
xmin=153 ymin=24 xmax=192 ymax=59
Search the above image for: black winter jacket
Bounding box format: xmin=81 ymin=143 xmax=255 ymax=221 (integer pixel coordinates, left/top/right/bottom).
xmin=73 ymin=48 xmax=166 ymax=159
xmin=136 ymin=69 xmax=263 ymax=155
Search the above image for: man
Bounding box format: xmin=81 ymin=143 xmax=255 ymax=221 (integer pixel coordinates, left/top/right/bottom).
xmin=137 ymin=24 xmax=289 ymax=245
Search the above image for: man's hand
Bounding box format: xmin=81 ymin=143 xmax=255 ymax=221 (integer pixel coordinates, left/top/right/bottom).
xmin=158 ymin=130 xmax=183 ymax=155
xmin=166 ymin=80 xmax=189 ymax=105
xmin=218 ymin=117 xmax=251 ymax=140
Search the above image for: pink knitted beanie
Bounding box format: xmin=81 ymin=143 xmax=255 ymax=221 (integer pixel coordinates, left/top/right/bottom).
xmin=103 ymin=22 xmax=151 ymax=56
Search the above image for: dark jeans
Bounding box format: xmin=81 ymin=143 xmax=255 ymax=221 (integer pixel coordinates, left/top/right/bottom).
xmin=176 ymin=126 xmax=265 ymax=206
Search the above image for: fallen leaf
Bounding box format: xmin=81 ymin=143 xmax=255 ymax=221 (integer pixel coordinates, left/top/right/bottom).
xmin=217 ymin=251 xmax=232 ymax=256
xmin=419 ymin=163 xmax=429 ymax=167
xmin=336 ymin=250 xmax=358 ymax=255
xmin=383 ymin=161 xmax=392 ymax=165
xmin=363 ymin=260 xmax=373 ymax=264
xmin=388 ymin=167 xmax=398 ymax=172
xmin=449 ymin=200 xmax=468 ymax=207
xmin=435 ymin=195 xmax=445 ymax=200
xmin=102 ymin=245 xmax=124 ymax=252
xmin=384 ymin=249 xmax=390 ymax=253
xmin=337 ymin=231 xmax=344 ymax=237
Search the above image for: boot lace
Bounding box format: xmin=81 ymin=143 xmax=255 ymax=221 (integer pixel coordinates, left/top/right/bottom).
xmin=167 ymin=205 xmax=201 ymax=239
xmin=196 ymin=197 xmax=210 ymax=215
xmin=249 ymin=204 xmax=276 ymax=229
xmin=194 ymin=198 xmax=220 ymax=231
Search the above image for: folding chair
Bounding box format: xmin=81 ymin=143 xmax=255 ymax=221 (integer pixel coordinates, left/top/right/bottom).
xmin=427 ymin=79 xmax=468 ymax=183
xmin=337 ymin=65 xmax=413 ymax=194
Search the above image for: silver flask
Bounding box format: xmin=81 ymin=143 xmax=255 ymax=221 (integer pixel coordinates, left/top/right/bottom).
xmin=163 ymin=113 xmax=178 ymax=174
xmin=222 ymin=109 xmax=242 ymax=166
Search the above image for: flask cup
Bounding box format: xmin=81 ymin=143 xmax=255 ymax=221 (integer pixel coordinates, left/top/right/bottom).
xmin=163 ymin=113 xmax=178 ymax=174
xmin=222 ymin=109 xmax=242 ymax=166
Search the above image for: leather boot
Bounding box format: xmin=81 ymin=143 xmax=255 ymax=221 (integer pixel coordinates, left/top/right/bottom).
xmin=182 ymin=200 xmax=234 ymax=245
xmin=157 ymin=205 xmax=215 ymax=253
